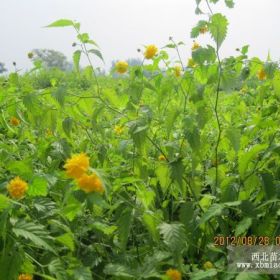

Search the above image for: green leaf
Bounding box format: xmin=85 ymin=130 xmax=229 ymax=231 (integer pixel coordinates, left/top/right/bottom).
xmin=179 ymin=202 xmax=194 ymax=226
xmin=0 ymin=194 xmax=10 ymax=211
xmin=142 ymin=211 xmax=160 ymax=242
xmin=73 ymin=50 xmax=81 ymax=72
xmin=62 ymin=117 xmax=73 ymax=137
xmin=155 ymin=164 xmax=171 ymax=192
xmin=158 ymin=222 xmax=186 ymax=252
xmin=273 ymin=71 xmax=280 ymax=94
xmin=28 ymin=176 xmax=48 ymax=197
xmin=46 ymin=19 xmax=74 ymax=28
xmin=7 ymin=159 xmax=33 ymax=179
xmin=48 ymin=259 xmax=67 ymax=279
xmin=56 ymin=232 xmax=75 ymax=251
xmin=199 ymin=204 xmax=224 ymax=224
xmin=91 ymin=221 xmax=117 ymax=235
xmin=209 ymin=13 xmax=228 ymax=49
xmin=238 ymin=144 xmax=267 ymax=179
xmin=117 ymin=208 xmax=133 ymax=250
xmin=226 ymin=128 xmax=241 ymax=152
xmin=104 ymin=264 xmax=134 ymax=278
xmin=170 ymin=158 xmax=184 ymax=188
xmin=88 ymin=49 xmax=104 ymax=62
xmin=260 ymin=172 xmax=276 ymax=200
xmin=51 ymin=86 xmax=67 ymax=106
xmin=77 ymin=33 xmax=90 ymax=43
xmin=191 ymin=20 xmax=209 ymax=38
xmin=225 ymin=0 xmax=235 ymax=8
xmin=13 ymin=220 xmax=56 ymax=253
xmin=0 ymin=247 xmax=23 ymax=280
xmin=190 ymin=269 xmax=217 ymax=280
xmin=235 ymin=217 xmax=252 ymax=236
xmin=192 ymin=45 xmax=216 ymax=64
xmin=73 ymin=267 xmax=92 ymax=280
xmin=241 ymin=45 xmax=249 ymax=55
xmin=62 ymin=196 xmax=82 ymax=221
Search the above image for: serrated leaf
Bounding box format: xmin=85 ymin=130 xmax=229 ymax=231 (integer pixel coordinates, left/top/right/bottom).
xmin=74 ymin=267 xmax=92 ymax=280
xmin=199 ymin=204 xmax=224 ymax=224
xmin=158 ymin=222 xmax=186 ymax=252
xmin=28 ymin=176 xmax=48 ymax=197
xmin=164 ymin=43 xmax=176 ymax=49
xmin=235 ymin=217 xmax=252 ymax=236
xmin=73 ymin=50 xmax=81 ymax=72
xmin=77 ymin=33 xmax=90 ymax=43
xmin=0 ymin=247 xmax=23 ymax=280
xmin=191 ymin=20 xmax=209 ymax=38
xmin=117 ymin=208 xmax=133 ymax=250
xmin=13 ymin=220 xmax=56 ymax=253
xmin=190 ymin=269 xmax=217 ymax=280
xmin=260 ymin=172 xmax=276 ymax=200
xmin=88 ymin=49 xmax=104 ymax=62
xmin=226 ymin=128 xmax=241 ymax=152
xmin=62 ymin=117 xmax=73 ymax=137
xmin=0 ymin=194 xmax=10 ymax=211
xmin=209 ymin=13 xmax=228 ymax=49
xmin=46 ymin=19 xmax=74 ymax=28
xmin=56 ymin=232 xmax=75 ymax=251
xmin=51 ymin=86 xmax=67 ymax=106
xmin=7 ymin=159 xmax=33 ymax=179
xmin=104 ymin=264 xmax=134 ymax=278
xmin=192 ymin=45 xmax=216 ymax=65
xmin=238 ymin=144 xmax=267 ymax=179
xmin=142 ymin=212 xmax=160 ymax=242
xmin=225 ymin=0 xmax=235 ymax=8
xmin=48 ymin=259 xmax=67 ymax=279
xmin=91 ymin=222 xmax=117 ymax=235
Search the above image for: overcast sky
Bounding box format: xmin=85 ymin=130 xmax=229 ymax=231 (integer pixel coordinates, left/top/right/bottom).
xmin=1 ymin=0 xmax=279 ymax=72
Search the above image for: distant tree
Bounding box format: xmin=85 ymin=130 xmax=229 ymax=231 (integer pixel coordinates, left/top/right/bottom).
xmin=31 ymin=49 xmax=72 ymax=71
xmin=0 ymin=62 xmax=7 ymax=74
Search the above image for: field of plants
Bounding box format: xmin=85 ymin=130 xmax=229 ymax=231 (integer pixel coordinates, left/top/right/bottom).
xmin=1 ymin=0 xmax=280 ymax=279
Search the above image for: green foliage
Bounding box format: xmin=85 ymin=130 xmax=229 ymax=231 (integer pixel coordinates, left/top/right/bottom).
xmin=0 ymin=1 xmax=279 ymax=279
xmin=209 ymin=13 xmax=229 ymax=49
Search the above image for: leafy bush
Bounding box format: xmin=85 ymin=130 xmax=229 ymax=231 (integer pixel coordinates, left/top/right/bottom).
xmin=1 ymin=0 xmax=279 ymax=279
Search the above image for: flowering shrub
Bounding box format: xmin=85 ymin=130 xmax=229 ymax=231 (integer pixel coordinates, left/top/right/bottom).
xmin=1 ymin=0 xmax=279 ymax=279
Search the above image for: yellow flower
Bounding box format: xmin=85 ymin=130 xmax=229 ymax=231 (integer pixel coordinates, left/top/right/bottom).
xmin=64 ymin=153 xmax=89 ymax=179
xmin=10 ymin=117 xmax=20 ymax=126
xmin=144 ymin=44 xmax=158 ymax=59
xmin=19 ymin=274 xmax=33 ymax=280
xmin=187 ymin=58 xmax=197 ymax=68
xmin=158 ymin=154 xmax=166 ymax=161
xmin=114 ymin=125 xmax=124 ymax=135
xmin=7 ymin=177 xmax=28 ymax=199
xmin=203 ymin=261 xmax=214 ymax=270
xmin=45 ymin=128 xmax=53 ymax=137
xmin=174 ymin=65 xmax=182 ymax=77
xmin=192 ymin=41 xmax=200 ymax=51
xmin=77 ymin=173 xmax=105 ymax=193
xmin=166 ymin=268 xmax=182 ymax=280
xmin=199 ymin=26 xmax=208 ymax=34
xmin=115 ymin=61 xmax=128 ymax=74
xmin=257 ymin=68 xmax=266 ymax=80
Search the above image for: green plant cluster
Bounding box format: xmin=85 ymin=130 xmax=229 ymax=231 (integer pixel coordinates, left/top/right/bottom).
xmin=1 ymin=0 xmax=280 ymax=279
